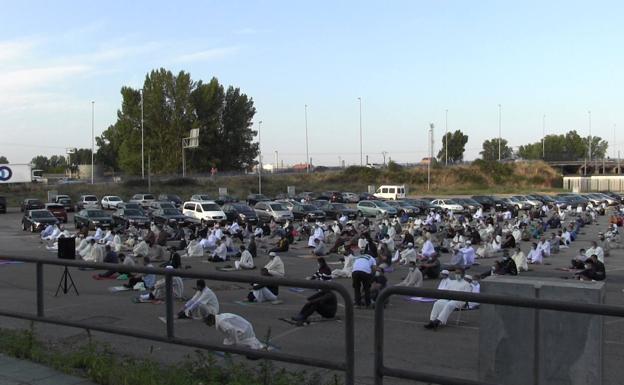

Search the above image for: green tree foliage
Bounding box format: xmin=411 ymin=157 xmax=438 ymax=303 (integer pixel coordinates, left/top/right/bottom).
xmin=0 ymin=156 xmax=9 ymax=164
xmin=480 ymin=138 xmax=513 ymax=161
xmin=437 ymin=130 xmax=469 ymax=163
xmin=29 ymin=155 xmax=67 ymax=172
xmin=517 ymin=130 xmax=608 ymax=161
xmin=30 ymin=155 xmax=49 ymax=170
xmin=97 ymin=69 xmax=258 ymax=174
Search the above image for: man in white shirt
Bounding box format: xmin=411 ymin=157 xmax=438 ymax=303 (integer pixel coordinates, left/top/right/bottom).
xmin=178 ymin=279 xmax=219 ymax=319
xmin=511 ymin=246 xmax=528 ymax=272
xmin=437 ymin=270 xmax=452 ymax=290
xmin=263 ymin=252 xmax=285 ymax=277
xmin=235 ymin=245 xmax=255 ymax=270
xmin=332 ymin=251 xmax=355 ymax=278
xmin=396 ymin=261 xmax=423 ymax=287
xmin=424 ymin=274 xmax=473 ymax=329
xmin=585 ymin=241 xmax=604 ymax=263
xmin=204 ymin=313 xmax=265 ymax=350
xmin=527 ymin=242 xmax=543 ymax=264
xmin=399 ymin=243 xmax=417 ymax=264
xmin=351 ymin=245 xmax=376 ymax=308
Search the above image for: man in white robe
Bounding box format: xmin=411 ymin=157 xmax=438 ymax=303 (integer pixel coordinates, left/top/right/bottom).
xmin=263 ymin=252 xmax=285 ymax=277
xmin=424 ymin=274 xmax=473 ymax=329
xmin=308 ymin=225 xmax=325 ymax=247
xmin=396 ymin=262 xmax=423 ymax=287
xmin=204 ymin=313 xmax=265 ymax=350
xmin=332 ymin=253 xmax=355 ymax=278
xmin=133 ymin=238 xmax=149 ymax=257
xmin=511 ymin=247 xmax=528 ymax=272
xmin=527 ymin=242 xmax=543 ymax=264
xmin=399 ymin=243 xmax=417 ymax=264
xmin=235 ymin=245 xmax=255 ymax=270
xmin=178 ymin=279 xmax=219 ymax=319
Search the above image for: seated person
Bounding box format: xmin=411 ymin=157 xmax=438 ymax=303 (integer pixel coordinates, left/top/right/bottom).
xmin=208 ymin=239 xmax=228 ymax=262
xmin=511 ymin=246 xmax=528 ymax=272
xmin=235 ymin=245 xmax=255 ymax=270
xmin=177 ymin=279 xmax=219 ymax=319
xmin=575 ymin=254 xmax=606 ymax=281
xmin=331 ymin=250 xmax=355 ymax=279
xmin=97 ymin=244 xmax=120 ymax=278
xmin=124 ymin=256 xmax=156 ymax=290
xmin=399 ymin=243 xmax=417 ymax=264
xmin=370 ymin=268 xmax=388 ymax=305
xmin=141 ymin=265 xmax=184 ymax=301
xmin=308 ymin=257 xmax=332 ymax=281
xmin=501 ymin=232 xmax=516 ymax=249
xmin=204 ymin=313 xmax=266 ymax=350
xmin=268 ymin=235 xmax=289 ymax=254
xmin=419 ymin=254 xmax=441 ymax=279
xmin=424 ymin=274 xmax=473 ymax=330
xmin=291 ymin=290 xmax=337 ymax=326
xmin=396 ymin=261 xmax=423 ymax=287
xmin=263 ymin=252 xmax=285 ymax=277
xmin=527 ymin=242 xmax=543 ymax=264
xmin=247 ymin=283 xmax=279 ymax=303
xmin=311 ymin=238 xmax=327 ymax=256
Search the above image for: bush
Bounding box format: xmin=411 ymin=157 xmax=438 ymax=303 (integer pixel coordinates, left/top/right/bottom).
xmin=160 ymin=177 xmax=199 ymax=186
xmin=386 ymin=161 xmax=402 ymax=172
xmin=122 ymin=178 xmax=148 ymax=188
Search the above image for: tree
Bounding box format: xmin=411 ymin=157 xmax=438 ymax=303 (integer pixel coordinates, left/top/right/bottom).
xmin=98 ymin=68 xmax=258 ymax=174
xmin=0 ymin=156 xmax=8 ymax=164
xmin=31 ymin=155 xmax=50 ymax=170
xmin=480 ymin=138 xmax=513 ymax=161
xmin=517 ymin=130 xmax=608 ymax=161
xmin=437 ymin=130 xmax=469 ymax=164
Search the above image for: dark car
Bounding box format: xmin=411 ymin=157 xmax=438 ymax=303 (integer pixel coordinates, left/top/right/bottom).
xmin=152 ymin=208 xmax=189 ymax=226
xmin=527 ymin=194 xmax=556 ymax=205
xmin=600 ymin=191 xmax=624 ymax=203
xmin=74 ymin=209 xmax=114 ymax=230
xmin=158 ymin=194 xmax=183 ymax=208
xmin=117 ymin=202 xmax=145 ymax=213
xmin=54 ymin=195 xmax=74 ymax=212
xmin=359 ymin=192 xmax=377 ymax=201
xmin=20 ymin=198 xmax=45 ymax=212
xmin=247 ymin=194 xmax=271 ymax=206
xmin=146 ymin=201 xmax=176 ymax=216
xmin=215 ymin=195 xmax=237 ymax=206
xmin=314 ymin=201 xmax=358 ymax=220
xmin=222 ymin=203 xmax=258 ymax=224
xmin=22 ymin=209 xmax=59 ymax=232
xmin=112 ymin=208 xmax=150 ymax=229
xmin=402 ymin=198 xmax=435 ymax=212
xmin=295 ymin=191 xmax=319 ymax=202
xmin=452 ymin=198 xmax=483 ymax=213
xmin=319 ymin=191 xmax=344 ymax=203
xmin=0 ymin=196 xmax=6 ymax=214
xmin=470 ymin=195 xmax=497 ymax=211
xmin=385 ymin=200 xmax=421 ymax=216
xmin=286 ymin=202 xmax=326 ymax=221
xmin=45 ymin=203 xmax=68 ymax=223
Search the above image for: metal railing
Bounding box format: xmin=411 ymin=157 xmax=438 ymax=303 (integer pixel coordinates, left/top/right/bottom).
xmin=374 ymin=286 xmax=624 ymax=385
xmin=0 ymin=255 xmax=354 ymax=385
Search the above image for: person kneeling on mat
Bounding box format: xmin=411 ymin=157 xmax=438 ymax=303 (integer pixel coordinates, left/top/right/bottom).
xmin=291 ymin=289 xmax=337 ymax=326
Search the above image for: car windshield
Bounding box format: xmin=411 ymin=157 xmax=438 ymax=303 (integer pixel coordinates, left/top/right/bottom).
xmin=125 ymin=204 xmax=141 ymax=209
xmin=109 ymin=196 xmax=121 ymax=201
xmin=332 ymin=204 xmax=347 ymax=209
xmin=124 ymin=209 xmax=143 ymax=216
xmin=302 ymin=204 xmax=317 ymax=211
xmin=85 ymin=196 xmax=97 ymax=202
xmin=144 ymin=194 xmax=155 ymax=200
xmin=87 ymin=210 xmax=107 ymax=217
xmin=270 ymin=203 xmax=287 ymax=211
xmin=201 ymin=203 xmax=221 ymax=211
xmin=375 ymin=201 xmax=392 ymax=208
xmin=32 ymin=211 xmax=54 ymax=218
xmin=163 ymin=208 xmax=181 ymax=215
xmin=59 ymin=198 xmax=71 ymax=203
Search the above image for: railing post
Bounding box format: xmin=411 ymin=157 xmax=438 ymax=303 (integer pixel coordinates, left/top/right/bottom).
xmin=374 ymin=289 xmax=389 ymax=385
xmin=36 ymin=262 xmax=44 ymax=317
xmin=343 ymin=291 xmax=355 ymax=385
xmin=165 ymin=274 xmax=174 ymax=339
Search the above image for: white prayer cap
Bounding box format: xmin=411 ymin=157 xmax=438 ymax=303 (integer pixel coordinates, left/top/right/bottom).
xmin=165 ymin=265 xmax=174 ymax=269
xmin=407 ymin=242 xmax=414 ymax=247
xmin=465 ymin=240 xmax=472 ymax=245
xmin=269 ymin=252 xmax=277 ymax=257
xmin=441 ymin=270 xmax=449 ymax=275
xmin=464 ymin=275 xmax=473 ymax=281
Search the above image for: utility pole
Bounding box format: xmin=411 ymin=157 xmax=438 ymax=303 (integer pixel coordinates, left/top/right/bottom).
xmin=258 ymin=121 xmax=263 ymax=194
xmin=91 ymin=101 xmax=94 ymax=184
xmin=588 ymin=110 xmax=592 ymax=175
xmin=141 ymin=89 xmax=145 ymax=179
xmin=428 ymin=123 xmax=434 ymax=191
xmin=382 ymin=151 xmax=388 ymax=165
xmin=358 ymin=97 xmax=362 ymax=166
xmin=445 ymin=109 xmax=448 ymax=165
xmin=274 ymin=150 xmax=278 ymax=172
xmin=498 ymin=104 xmax=502 ymax=161
xmin=305 ymin=104 xmax=309 ymax=173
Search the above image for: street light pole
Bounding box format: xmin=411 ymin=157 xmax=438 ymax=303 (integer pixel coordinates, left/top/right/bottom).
xmin=542 ymin=114 xmax=546 ymax=159
xmin=358 ymin=97 xmax=362 ymax=166
xmin=91 ymin=101 xmax=94 ymax=185
xmin=305 ymin=104 xmax=309 ymax=173
xmin=258 ymin=120 xmax=263 ymax=194
xmin=141 ymin=89 xmax=145 ymax=179
xmin=498 ymin=104 xmax=502 ymax=161
xmin=428 ymin=123 xmax=434 ymax=191
xmin=444 ymin=109 xmax=449 ymax=165
xmin=588 ymin=110 xmax=592 ymax=174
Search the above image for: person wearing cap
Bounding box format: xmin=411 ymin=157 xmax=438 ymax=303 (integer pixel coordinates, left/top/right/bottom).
xmin=132 ymin=237 xmax=149 ymax=258
xmin=263 ymin=252 xmax=285 ymax=277
xmin=466 ymin=275 xmax=480 ymax=309
xmin=419 ymin=233 xmax=436 ymax=259
xmin=178 ymin=279 xmax=219 ymax=319
xmin=396 ymin=261 xmax=423 ymax=288
xmin=424 ymin=273 xmax=473 ymax=330
xmin=142 ymin=265 xmax=184 ymax=301
xmin=351 ymin=245 xmax=376 ymax=308
xmin=437 ymin=270 xmax=451 ymax=290
xmin=585 ymin=240 xmax=604 ymax=263
xmin=204 ymin=313 xmax=266 ymax=350
xmin=399 ymin=243 xmax=417 ymax=265
xmin=235 ymin=245 xmax=255 ymax=270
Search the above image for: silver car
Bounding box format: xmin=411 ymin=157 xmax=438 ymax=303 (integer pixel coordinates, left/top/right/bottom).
xmin=254 ymin=201 xmax=294 ymax=223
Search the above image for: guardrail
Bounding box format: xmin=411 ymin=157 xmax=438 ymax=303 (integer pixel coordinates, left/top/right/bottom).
xmin=373 ymin=286 xmax=624 ymax=385
xmin=0 ymin=255 xmax=355 ymax=385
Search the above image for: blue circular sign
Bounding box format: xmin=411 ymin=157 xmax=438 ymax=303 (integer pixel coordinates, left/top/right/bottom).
xmin=0 ymin=166 xmax=13 ymax=181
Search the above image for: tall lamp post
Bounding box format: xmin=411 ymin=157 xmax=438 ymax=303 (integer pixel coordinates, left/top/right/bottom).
xmin=305 ymin=104 xmax=309 ymax=173
xmin=258 ymin=120 xmax=263 ymax=194
xmin=140 ymin=89 xmax=145 ymax=179
xmin=588 ymin=110 xmax=592 ymax=175
xmin=427 ymin=123 xmax=434 ymax=191
xmin=445 ymin=108 xmax=448 ymax=165
xmin=498 ymin=104 xmax=502 ymax=161
xmin=91 ymin=101 xmax=95 ymax=184
xmin=542 ymin=114 xmax=546 ymax=159
xmin=358 ymin=97 xmax=362 ymax=166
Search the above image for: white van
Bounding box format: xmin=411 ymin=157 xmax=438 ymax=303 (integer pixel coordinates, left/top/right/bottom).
xmin=373 ymin=185 xmax=406 ymax=200
xmin=182 ymin=201 xmax=226 ymax=224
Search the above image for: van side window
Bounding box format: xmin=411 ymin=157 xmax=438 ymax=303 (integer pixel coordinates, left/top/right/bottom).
xmin=389 ymin=188 xmax=395 ymax=194
xmin=399 ymin=188 xmax=404 ymax=194
xmin=195 ymin=204 xmax=202 ymax=212
xmin=382 ymin=188 xmax=388 ymax=193
xmin=183 ymin=203 xmax=193 ymax=210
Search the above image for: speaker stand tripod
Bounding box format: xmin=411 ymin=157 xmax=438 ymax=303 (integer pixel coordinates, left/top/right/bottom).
xmin=55 ymin=266 xmax=79 ymax=296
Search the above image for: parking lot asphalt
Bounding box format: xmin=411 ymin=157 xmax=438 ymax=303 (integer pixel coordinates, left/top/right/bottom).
xmin=1 ymin=207 xmax=624 ymax=385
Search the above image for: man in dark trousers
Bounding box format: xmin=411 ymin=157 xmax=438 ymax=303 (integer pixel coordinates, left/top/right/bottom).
xmin=291 ymin=290 xmax=337 ymax=326
xmin=350 ymin=245 xmax=376 ymax=308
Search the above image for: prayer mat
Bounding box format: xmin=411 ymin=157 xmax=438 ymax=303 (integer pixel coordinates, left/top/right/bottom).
xmin=132 ymin=297 xmax=164 ymax=304
xmin=215 ymin=267 xmax=238 ymax=272
xmin=278 ymin=316 xmax=341 ymax=326
xmin=116 ymin=274 xmax=129 ymax=280
xmin=404 ymin=296 xmax=437 ymax=303
xmin=234 ymin=300 xmax=284 ymax=306
xmin=212 ymin=283 xmax=246 ymax=291
xmin=92 ymin=274 xmax=118 ymax=280
xmin=108 ymin=286 xmax=131 ymax=293
xmin=287 ymin=287 xmax=306 ymax=293
xmin=158 ymin=316 xmax=193 ymax=324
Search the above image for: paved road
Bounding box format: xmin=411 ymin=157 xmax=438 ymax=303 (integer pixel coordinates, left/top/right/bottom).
xmin=0 ymin=354 xmax=95 ymax=385
xmin=0 ymin=207 xmax=623 ymax=385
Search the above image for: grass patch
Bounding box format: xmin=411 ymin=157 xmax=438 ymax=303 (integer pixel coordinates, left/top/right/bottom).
xmin=0 ymin=326 xmax=341 ymax=385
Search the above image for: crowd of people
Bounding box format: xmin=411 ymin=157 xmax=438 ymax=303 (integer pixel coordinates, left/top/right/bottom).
xmin=35 ymin=196 xmax=623 ymax=346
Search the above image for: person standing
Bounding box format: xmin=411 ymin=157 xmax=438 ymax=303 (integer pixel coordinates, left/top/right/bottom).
xmin=351 ymin=245 xmax=376 ymax=308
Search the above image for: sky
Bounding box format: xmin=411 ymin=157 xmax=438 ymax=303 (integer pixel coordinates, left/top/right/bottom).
xmin=1 ymin=0 xmax=623 ymax=167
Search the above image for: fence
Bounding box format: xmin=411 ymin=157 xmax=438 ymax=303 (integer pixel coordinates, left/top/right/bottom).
xmin=0 ymin=255 xmax=355 ymax=385
xmin=563 ymin=176 xmax=624 ymax=192
xmin=373 ymin=286 xmax=624 ymax=385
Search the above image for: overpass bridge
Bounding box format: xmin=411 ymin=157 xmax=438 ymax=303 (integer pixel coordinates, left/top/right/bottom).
xmin=546 ymin=159 xmax=622 ymax=175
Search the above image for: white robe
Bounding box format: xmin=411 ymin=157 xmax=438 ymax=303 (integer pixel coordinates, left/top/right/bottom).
xmin=185 ymin=240 xmax=204 ymax=257
xmin=308 ymin=227 xmax=325 ymax=247
xmin=332 ymin=255 xmax=355 ymax=278
xmin=235 ymin=250 xmax=255 ymax=270
xmin=153 ymin=276 xmax=184 ymax=300
xmin=512 ymin=251 xmax=528 ymax=272
xmin=133 ymin=240 xmax=149 ymax=257
xmin=215 ymin=313 xmax=265 ymax=350
xmin=421 ymin=240 xmax=435 ymax=258
xmin=184 ymin=287 xmax=219 ymax=319
xmin=397 ymin=268 xmax=423 ymax=287
xmin=430 ymin=279 xmax=473 ymax=324
xmin=527 ymin=248 xmax=543 ymax=264
xmin=84 ymin=244 xmax=104 ymax=263
xmin=399 ymin=248 xmax=417 ymax=264
xmin=264 ymin=256 xmax=285 ymax=277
